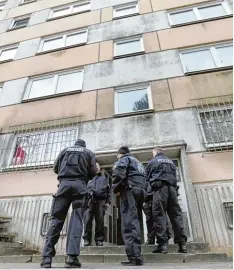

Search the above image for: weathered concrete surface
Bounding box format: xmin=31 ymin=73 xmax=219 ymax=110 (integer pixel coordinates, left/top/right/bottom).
xmin=0 ymin=262 xmax=232 ymax=269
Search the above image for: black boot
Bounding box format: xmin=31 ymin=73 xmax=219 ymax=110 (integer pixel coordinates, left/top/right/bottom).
xmin=65 ymin=255 xmax=82 ymax=268
xmin=41 ymin=257 xmax=52 ymax=268
xmin=178 ymin=243 xmax=187 ymax=253
xmin=83 ymin=240 xmax=90 ymax=246
xmin=121 ymin=258 xmax=143 ymax=266
xmin=152 ymin=244 xmax=168 ymax=254
xmin=144 ymin=239 xmax=155 ymax=245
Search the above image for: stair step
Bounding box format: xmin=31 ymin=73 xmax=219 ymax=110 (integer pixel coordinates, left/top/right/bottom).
xmin=0 ymin=253 xmax=228 ymax=264
xmin=81 ymin=243 xmax=210 ymax=254
xmin=0 ymin=233 xmax=15 ymax=242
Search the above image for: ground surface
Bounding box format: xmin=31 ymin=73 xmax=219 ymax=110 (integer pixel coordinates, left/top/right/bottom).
xmin=0 ymin=262 xmax=232 ymax=269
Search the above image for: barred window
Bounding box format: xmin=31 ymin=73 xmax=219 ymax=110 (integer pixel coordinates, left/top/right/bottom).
xmin=199 ymin=107 xmax=233 ymax=149
xmin=223 ymin=202 xmax=233 ymax=229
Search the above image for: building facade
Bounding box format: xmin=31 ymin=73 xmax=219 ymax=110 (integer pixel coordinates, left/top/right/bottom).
xmin=0 ymin=0 xmax=233 ymax=256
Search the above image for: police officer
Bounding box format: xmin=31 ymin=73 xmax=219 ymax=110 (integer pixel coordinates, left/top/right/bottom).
xmin=143 ymin=183 xmax=171 ymax=245
xmin=83 ymin=163 xmax=111 ymax=246
xmin=146 ymin=147 xmax=187 ymax=254
xmin=41 ymin=139 xmax=97 ymax=269
xmin=112 ymin=146 xmax=147 ymax=266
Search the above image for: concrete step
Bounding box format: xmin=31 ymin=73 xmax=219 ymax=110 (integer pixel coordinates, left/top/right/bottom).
xmin=0 ymin=246 xmax=39 ymax=256
xmin=80 ymin=243 xmax=210 ymax=254
xmin=0 ymin=233 xmax=15 ymax=242
xmin=0 ymin=253 xmax=229 ymax=264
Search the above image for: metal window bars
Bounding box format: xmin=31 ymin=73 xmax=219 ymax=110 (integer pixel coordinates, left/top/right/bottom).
xmin=190 ymin=94 xmax=233 ymax=153
xmin=0 ymin=115 xmax=82 ymax=173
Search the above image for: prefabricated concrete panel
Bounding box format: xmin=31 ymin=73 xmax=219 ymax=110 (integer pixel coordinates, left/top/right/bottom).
xmin=0 ymin=18 xmax=13 ymax=34
xmin=91 ymin=0 xmax=138 ymax=10
xmin=88 ymin=11 xmax=170 ymax=43
xmin=28 ymin=8 xmax=50 ymax=26
xmin=4 ymin=0 xmax=19 ymax=9
xmin=0 ymin=77 xmax=28 ymax=107
xmin=15 ymin=38 xmax=41 ymax=60
xmin=0 ymin=10 xmax=8 ymax=21
xmin=83 ymin=50 xmax=184 ymax=91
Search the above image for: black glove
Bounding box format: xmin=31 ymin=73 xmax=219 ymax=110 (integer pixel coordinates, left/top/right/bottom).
xmin=151 ymin=180 xmax=162 ymax=191
xmin=175 ymin=186 xmax=180 ymax=197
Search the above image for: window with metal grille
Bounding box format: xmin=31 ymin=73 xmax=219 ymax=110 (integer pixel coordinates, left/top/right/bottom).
xmin=41 ymin=213 xmax=69 ymax=236
xmin=0 ymin=116 xmax=81 ymax=172
xmin=10 ymin=17 xmax=30 ymax=29
xmin=223 ymin=202 xmax=233 ymax=229
xmin=199 ymin=107 xmax=233 ymax=149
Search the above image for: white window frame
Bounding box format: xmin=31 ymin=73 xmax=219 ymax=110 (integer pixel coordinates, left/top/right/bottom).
xmin=10 ymin=16 xmax=30 ymax=30
xmin=168 ymin=0 xmax=232 ymax=27
xmin=179 ymin=42 xmax=233 ymax=74
xmin=19 ymin=0 xmax=36 ymax=4
xmin=0 ymin=45 xmax=18 ymax=62
xmin=114 ymin=83 xmax=153 ymax=115
xmin=49 ymin=1 xmax=91 ymax=20
xmin=0 ymin=84 xmax=3 ymax=95
xmin=198 ymin=105 xmax=233 ymax=149
xmin=0 ymin=1 xmax=6 ymax=11
xmin=23 ymin=69 xmax=84 ymax=101
xmin=113 ymin=1 xmax=139 ymax=19
xmin=114 ymin=35 xmax=144 ymax=58
xmin=38 ymin=29 xmax=88 ymax=53
xmin=7 ymin=127 xmax=79 ymax=169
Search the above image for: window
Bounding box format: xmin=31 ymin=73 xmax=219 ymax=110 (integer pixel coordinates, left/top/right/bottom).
xmin=49 ymin=1 xmax=90 ymax=19
xmin=0 ymin=85 xmax=3 ymax=95
xmin=10 ymin=128 xmax=78 ymax=167
xmin=0 ymin=46 xmax=18 ymax=62
xmin=199 ymin=106 xmax=233 ymax=148
xmin=113 ymin=1 xmax=139 ymax=19
xmin=223 ymin=202 xmax=233 ymax=229
xmin=20 ymin=0 xmax=36 ymax=4
xmin=114 ymin=36 xmax=144 ymax=58
xmin=180 ymin=43 xmax=233 ymax=73
xmin=168 ymin=1 xmax=232 ymax=26
xmin=11 ymin=17 xmax=30 ymax=29
xmin=115 ymin=84 xmax=153 ymax=115
xmin=0 ymin=1 xmax=6 ymax=11
xmin=38 ymin=30 xmax=87 ymax=53
xmin=23 ymin=69 xmax=83 ymax=101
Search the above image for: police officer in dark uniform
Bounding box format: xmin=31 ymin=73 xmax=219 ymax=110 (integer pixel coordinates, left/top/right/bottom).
xmin=112 ymin=146 xmax=147 ymax=266
xmin=143 ymin=183 xmax=171 ymax=245
xmin=41 ymin=139 xmax=97 ymax=269
xmin=146 ymin=147 xmax=187 ymax=254
xmin=83 ymin=162 xmax=111 ymax=246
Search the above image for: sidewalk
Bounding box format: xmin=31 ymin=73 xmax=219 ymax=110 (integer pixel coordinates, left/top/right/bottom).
xmin=0 ymin=262 xmax=232 ymax=269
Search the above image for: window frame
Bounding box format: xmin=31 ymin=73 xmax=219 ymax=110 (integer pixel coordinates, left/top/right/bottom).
xmin=113 ymin=1 xmax=139 ymax=19
xmin=198 ymin=105 xmax=233 ymax=149
xmin=10 ymin=16 xmax=30 ymax=30
xmin=0 ymin=44 xmax=18 ymax=63
xmin=0 ymin=84 xmax=3 ymax=95
xmin=168 ymin=0 xmax=232 ymax=27
xmin=114 ymin=83 xmax=153 ymax=116
xmin=7 ymin=127 xmax=79 ymax=169
xmin=19 ymin=0 xmax=36 ymax=5
xmin=179 ymin=42 xmax=233 ymax=74
xmin=114 ymin=35 xmax=145 ymax=59
xmin=48 ymin=1 xmax=91 ymax=20
xmin=37 ymin=29 xmax=88 ymax=54
xmin=0 ymin=1 xmax=6 ymax=11
xmin=23 ymin=69 xmax=84 ymax=102
xmin=223 ymin=202 xmax=233 ymax=229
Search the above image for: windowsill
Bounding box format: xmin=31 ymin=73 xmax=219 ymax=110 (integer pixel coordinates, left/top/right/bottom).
xmin=114 ymin=50 xmax=145 ymax=59
xmin=113 ymin=109 xmax=154 ymax=118
xmin=19 ymin=0 xmax=37 ymax=6
xmin=22 ymin=89 xmax=82 ymax=103
xmin=36 ymin=43 xmax=87 ymax=56
xmin=47 ymin=9 xmax=90 ymax=22
xmin=184 ymin=66 xmax=233 ymax=76
xmin=113 ymin=12 xmax=139 ymax=20
xmin=0 ymin=59 xmax=13 ymax=64
xmin=171 ymin=14 xmax=233 ymax=28
xmin=6 ymin=25 xmax=27 ymax=31
xmin=1 ymin=162 xmax=54 ymax=173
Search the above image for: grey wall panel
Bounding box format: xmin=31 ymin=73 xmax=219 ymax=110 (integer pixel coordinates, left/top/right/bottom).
xmin=4 ymin=0 xmax=19 ymax=10
xmin=0 ymin=10 xmax=8 ymax=21
xmin=28 ymin=8 xmax=50 ymax=26
xmin=194 ymin=181 xmax=233 ymax=248
xmin=79 ymin=109 xmax=202 ymax=153
xmin=88 ymin=11 xmax=170 ymax=43
xmin=83 ymin=50 xmax=184 ymax=91
xmin=15 ymin=38 xmax=41 ymax=60
xmin=0 ymin=78 xmax=28 ymax=107
xmin=0 ymin=18 xmax=12 ymax=33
